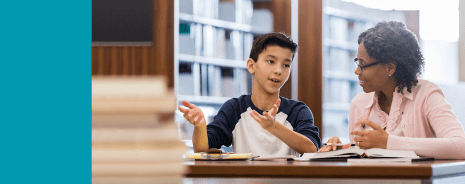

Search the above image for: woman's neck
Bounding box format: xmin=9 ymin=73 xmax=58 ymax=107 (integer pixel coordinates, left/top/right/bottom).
xmin=378 ymin=83 xmax=397 ymax=114
xmin=378 ymin=91 xmax=392 ymax=107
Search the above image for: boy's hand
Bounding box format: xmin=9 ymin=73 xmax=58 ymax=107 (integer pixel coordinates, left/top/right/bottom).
xmin=178 ymin=100 xmax=207 ymax=127
xmin=250 ymin=99 xmax=281 ymax=130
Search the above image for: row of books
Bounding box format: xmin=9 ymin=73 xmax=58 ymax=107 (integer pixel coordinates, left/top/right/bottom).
xmin=179 ymin=23 xmax=254 ymax=61
xmin=180 ymin=0 xmax=254 ymax=24
xmin=92 ymin=76 xmax=186 ymax=183
xmin=327 ymin=15 xmax=374 ymax=43
xmin=324 ymin=47 xmax=357 ymax=73
xmin=178 ymin=64 xmax=250 ymax=97
xmin=324 ymin=79 xmax=362 ymax=104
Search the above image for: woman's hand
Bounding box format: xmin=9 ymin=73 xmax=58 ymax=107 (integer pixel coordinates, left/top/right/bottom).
xmin=350 ymin=119 xmax=389 ymax=149
xmin=178 ymin=100 xmax=207 ymax=127
xmin=250 ymin=99 xmax=281 ymax=130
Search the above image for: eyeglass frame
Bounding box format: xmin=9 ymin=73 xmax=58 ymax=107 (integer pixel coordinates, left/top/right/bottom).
xmin=354 ymin=58 xmax=382 ymax=72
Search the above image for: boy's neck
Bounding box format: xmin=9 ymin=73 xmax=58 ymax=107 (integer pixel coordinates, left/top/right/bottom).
xmin=250 ymin=91 xmax=280 ymax=112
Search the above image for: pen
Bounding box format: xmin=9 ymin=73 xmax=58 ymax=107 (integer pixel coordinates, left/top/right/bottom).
xmin=324 ymin=143 xmax=356 ymax=147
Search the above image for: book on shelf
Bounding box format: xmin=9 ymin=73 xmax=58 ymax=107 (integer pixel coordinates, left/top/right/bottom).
xmin=218 ymin=0 xmax=235 ymax=22
xmin=92 ymin=94 xmax=177 ymax=114
xmin=92 ymin=113 xmax=174 ymax=128
xmin=194 ymin=23 xmax=203 ymax=56
xmin=92 ymin=125 xmax=181 ymax=143
xmin=92 ymin=161 xmax=186 ymax=176
xmin=92 ymin=142 xmax=187 ymax=162
xmin=215 ymin=28 xmax=227 ymax=59
xmin=329 ymin=16 xmax=348 ymax=42
xmin=294 ymin=148 xmax=419 ymax=161
xmin=203 ymin=25 xmax=215 ymax=57
xmin=179 ymin=33 xmax=195 ymax=55
xmin=92 ymin=76 xmax=168 ymax=100
xmin=243 ymin=32 xmax=253 ymax=60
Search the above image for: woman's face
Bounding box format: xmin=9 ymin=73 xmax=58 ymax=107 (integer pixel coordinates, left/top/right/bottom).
xmin=355 ymin=42 xmax=392 ymax=93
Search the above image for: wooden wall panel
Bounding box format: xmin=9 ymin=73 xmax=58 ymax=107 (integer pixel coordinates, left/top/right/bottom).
xmin=272 ymin=0 xmax=293 ymax=100
xmin=92 ymin=0 xmax=174 ymax=88
xmin=298 ymin=0 xmax=323 ymax=138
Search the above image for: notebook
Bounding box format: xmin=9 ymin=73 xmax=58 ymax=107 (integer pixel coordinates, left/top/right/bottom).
xmin=294 ymin=148 xmax=419 ymax=161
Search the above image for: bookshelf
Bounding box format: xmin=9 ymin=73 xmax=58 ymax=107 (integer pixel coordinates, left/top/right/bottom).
xmin=174 ymin=0 xmax=273 ymax=151
xmin=321 ymin=0 xmax=406 ymax=143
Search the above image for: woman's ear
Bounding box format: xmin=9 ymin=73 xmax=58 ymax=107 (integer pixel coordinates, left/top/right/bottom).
xmin=387 ymin=61 xmax=396 ymax=76
xmin=246 ymin=58 xmax=255 ymax=74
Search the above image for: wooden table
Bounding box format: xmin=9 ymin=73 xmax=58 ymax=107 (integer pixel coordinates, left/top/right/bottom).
xmin=183 ymin=159 xmax=465 ymax=184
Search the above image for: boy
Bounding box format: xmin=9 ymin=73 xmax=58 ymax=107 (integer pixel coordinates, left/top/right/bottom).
xmin=178 ymin=33 xmax=321 ymax=156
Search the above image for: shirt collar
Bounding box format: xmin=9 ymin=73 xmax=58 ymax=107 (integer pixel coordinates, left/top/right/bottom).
xmin=363 ymin=86 xmax=413 ymax=109
xmin=402 ymin=87 xmax=414 ymax=100
xmin=364 ymin=92 xmax=376 ymax=109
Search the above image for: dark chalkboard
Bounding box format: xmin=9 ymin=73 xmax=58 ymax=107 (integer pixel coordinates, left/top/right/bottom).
xmin=92 ymin=0 xmax=153 ymax=42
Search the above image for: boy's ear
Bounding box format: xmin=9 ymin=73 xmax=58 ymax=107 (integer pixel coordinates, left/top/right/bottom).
xmin=246 ymin=58 xmax=255 ymax=74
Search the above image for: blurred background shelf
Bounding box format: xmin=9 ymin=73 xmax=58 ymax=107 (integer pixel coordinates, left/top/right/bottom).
xmin=177 ymin=95 xmax=232 ymax=105
xmin=179 ymin=54 xmax=247 ymax=69
xmin=179 ymin=13 xmax=252 ymax=32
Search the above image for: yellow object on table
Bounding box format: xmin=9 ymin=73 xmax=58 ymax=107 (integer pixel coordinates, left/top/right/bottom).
xmin=184 ymin=152 xmax=253 ymax=160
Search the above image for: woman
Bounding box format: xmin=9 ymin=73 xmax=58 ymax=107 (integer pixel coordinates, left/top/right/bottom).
xmin=319 ymin=21 xmax=465 ymax=159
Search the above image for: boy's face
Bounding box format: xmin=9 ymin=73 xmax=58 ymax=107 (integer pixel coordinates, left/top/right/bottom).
xmin=247 ymin=45 xmax=293 ymax=95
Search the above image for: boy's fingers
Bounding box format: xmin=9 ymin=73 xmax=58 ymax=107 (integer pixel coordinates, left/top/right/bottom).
xmin=182 ymin=100 xmax=197 ymax=109
xmin=270 ymin=104 xmax=278 ymax=116
xmin=263 ymin=111 xmax=274 ymax=120
xmin=250 ymin=112 xmax=263 ymax=125
xmin=250 ymin=111 xmax=260 ymax=120
xmin=181 ymin=100 xmax=190 ymax=107
xmin=275 ymin=99 xmax=281 ymax=108
xmin=342 ymin=143 xmax=352 ymax=149
xmin=178 ymin=106 xmax=189 ymax=113
xmin=193 ymin=116 xmax=201 ymax=123
xmin=252 ymin=110 xmax=265 ymax=119
xmin=330 ymin=139 xmax=339 ymax=151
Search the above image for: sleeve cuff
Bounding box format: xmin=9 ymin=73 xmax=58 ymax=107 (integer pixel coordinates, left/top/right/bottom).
xmin=386 ymin=135 xmax=405 ymax=150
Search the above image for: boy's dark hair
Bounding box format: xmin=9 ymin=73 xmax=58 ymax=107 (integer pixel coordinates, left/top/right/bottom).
xmin=358 ymin=21 xmax=425 ymax=94
xmin=249 ymin=32 xmax=298 ymax=62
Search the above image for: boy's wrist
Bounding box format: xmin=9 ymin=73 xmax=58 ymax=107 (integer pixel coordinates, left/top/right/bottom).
xmin=194 ymin=119 xmax=207 ymax=127
xmin=266 ymin=120 xmax=281 ymax=132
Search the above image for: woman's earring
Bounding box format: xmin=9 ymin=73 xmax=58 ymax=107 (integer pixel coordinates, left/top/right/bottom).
xmin=389 ymin=73 xmax=392 ymax=77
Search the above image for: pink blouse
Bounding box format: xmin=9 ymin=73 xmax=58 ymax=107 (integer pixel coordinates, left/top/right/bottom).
xmin=349 ymin=79 xmax=465 ymax=159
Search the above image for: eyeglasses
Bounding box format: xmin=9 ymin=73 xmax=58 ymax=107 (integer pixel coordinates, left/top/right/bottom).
xmin=354 ymin=58 xmax=382 ymax=72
